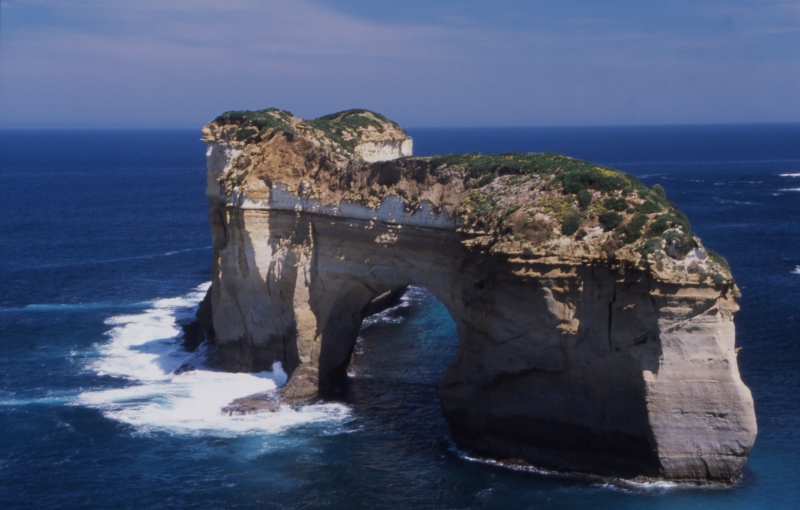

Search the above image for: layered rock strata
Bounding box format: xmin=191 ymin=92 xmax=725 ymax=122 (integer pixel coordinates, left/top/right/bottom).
xmin=199 ymin=108 xmax=756 ymax=483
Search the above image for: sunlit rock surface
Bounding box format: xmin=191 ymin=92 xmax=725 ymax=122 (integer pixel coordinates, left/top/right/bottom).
xmin=199 ymin=108 xmax=756 ymax=483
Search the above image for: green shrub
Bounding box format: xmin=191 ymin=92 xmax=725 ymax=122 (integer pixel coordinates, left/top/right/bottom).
xmin=617 ymin=212 xmax=648 ymax=243
xmin=647 ymin=213 xmax=690 ymax=236
xmin=215 ymin=108 xmax=296 ymax=142
xmin=562 ymin=210 xmax=582 ymax=236
xmin=577 ymin=189 xmax=592 ymax=209
xmin=429 ymin=152 xmax=645 ymax=195
xmin=234 ymin=127 xmax=258 ymax=141
xmin=430 ymin=152 xmax=541 ymax=181
xmin=663 ymin=231 xmax=697 ymax=259
xmin=311 ymin=109 xmax=396 ymax=132
xmin=641 ymin=238 xmax=663 ymax=258
xmin=560 ymin=167 xmax=632 ymax=195
xmin=636 ymin=200 xmax=662 ymax=214
xmin=603 ymin=197 xmax=628 ymax=211
xmin=308 ymin=110 xmax=398 ymax=153
xmin=652 ymin=184 xmax=666 ymax=199
xmin=475 ymin=173 xmax=495 ymax=187
xmin=599 ymin=211 xmax=623 ymax=231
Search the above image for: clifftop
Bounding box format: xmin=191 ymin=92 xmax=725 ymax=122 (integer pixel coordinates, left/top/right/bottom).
xmin=202 ymin=108 xmax=412 ymax=162
xmin=202 ymin=108 xmax=733 ymax=289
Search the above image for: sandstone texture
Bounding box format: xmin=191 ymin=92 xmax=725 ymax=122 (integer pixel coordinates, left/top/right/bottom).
xmin=199 ymin=108 xmax=756 ymax=483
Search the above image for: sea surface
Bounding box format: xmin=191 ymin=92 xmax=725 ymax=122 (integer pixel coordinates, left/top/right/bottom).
xmin=1 ymin=124 xmax=799 ymax=509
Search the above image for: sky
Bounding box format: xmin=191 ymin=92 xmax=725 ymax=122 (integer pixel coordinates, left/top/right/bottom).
xmin=0 ymin=0 xmax=798 ymax=128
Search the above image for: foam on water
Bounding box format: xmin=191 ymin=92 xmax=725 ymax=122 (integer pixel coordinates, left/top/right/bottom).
xmin=76 ymin=282 xmax=351 ymax=435
xmin=717 ymin=198 xmax=757 ymax=205
xmin=779 ymin=173 xmax=800 ymax=177
xmin=452 ymin=444 xmax=689 ymax=493
xmin=19 ymin=246 xmax=212 ymax=271
xmin=0 ymin=302 xmax=149 ymax=314
xmin=360 ymin=285 xmax=421 ymax=327
xmin=793 ymin=266 xmax=800 ymax=276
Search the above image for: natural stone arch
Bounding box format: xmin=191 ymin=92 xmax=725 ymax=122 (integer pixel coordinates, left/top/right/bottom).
xmin=199 ymin=108 xmax=756 ymax=483
xmin=276 ymin=205 xmax=468 ymax=398
xmin=205 ymin=199 xmax=728 ymax=481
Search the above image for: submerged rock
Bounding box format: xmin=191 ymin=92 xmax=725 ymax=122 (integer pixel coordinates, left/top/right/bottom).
xmin=199 ymin=108 xmax=756 ymax=483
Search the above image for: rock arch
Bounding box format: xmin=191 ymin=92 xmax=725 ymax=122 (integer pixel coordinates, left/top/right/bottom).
xmin=199 ymin=109 xmax=756 ymax=483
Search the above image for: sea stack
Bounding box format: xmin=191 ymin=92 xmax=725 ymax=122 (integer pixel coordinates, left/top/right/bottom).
xmin=198 ymin=108 xmax=756 ymax=483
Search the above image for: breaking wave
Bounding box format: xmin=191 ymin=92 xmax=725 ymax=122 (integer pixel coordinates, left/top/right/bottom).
xmin=76 ymin=282 xmax=350 ymax=435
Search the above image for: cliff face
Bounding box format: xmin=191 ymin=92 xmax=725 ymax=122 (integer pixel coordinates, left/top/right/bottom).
xmin=200 ymin=108 xmax=756 ymax=483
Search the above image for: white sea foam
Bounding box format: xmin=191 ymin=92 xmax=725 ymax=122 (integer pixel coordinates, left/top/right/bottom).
xmin=717 ymin=198 xmax=756 ymax=206
xmin=779 ymin=188 xmax=800 ymax=192
xmin=77 ymin=282 xmax=350 ymax=435
xmin=361 ymin=287 xmax=414 ymax=327
xmin=24 ymin=246 xmax=212 ymax=271
xmin=453 ymin=444 xmax=688 ymax=493
xmin=0 ymin=302 xmax=148 ymax=314
xmin=779 ymin=173 xmax=800 ymax=177
xmin=793 ymin=266 xmax=800 ymax=276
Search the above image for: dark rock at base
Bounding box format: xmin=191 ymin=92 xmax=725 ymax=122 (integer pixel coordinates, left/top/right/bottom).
xmin=180 ymin=288 xmax=215 ymax=352
xmin=222 ymin=391 xmax=281 ymax=415
xmin=279 ymin=364 xmax=320 ymax=406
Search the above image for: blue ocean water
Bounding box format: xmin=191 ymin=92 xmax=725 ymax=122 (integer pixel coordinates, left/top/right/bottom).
xmin=1 ymin=124 xmax=799 ymax=509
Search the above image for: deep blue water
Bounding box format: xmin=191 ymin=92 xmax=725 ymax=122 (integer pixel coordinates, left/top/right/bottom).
xmin=1 ymin=124 xmax=799 ymax=509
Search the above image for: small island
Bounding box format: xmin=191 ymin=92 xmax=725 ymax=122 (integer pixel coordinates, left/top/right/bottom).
xmin=196 ymin=108 xmax=756 ymax=483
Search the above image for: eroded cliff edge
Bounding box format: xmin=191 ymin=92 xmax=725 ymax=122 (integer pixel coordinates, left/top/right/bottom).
xmin=199 ymin=108 xmax=756 ymax=483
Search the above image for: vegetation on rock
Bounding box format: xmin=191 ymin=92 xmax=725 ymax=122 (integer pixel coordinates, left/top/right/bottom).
xmin=214 ymin=108 xmax=297 ymax=142
xmin=430 ymin=151 xmax=730 ymax=282
xmin=211 ymin=108 xmax=401 ymax=154
xmin=205 ymin=108 xmax=731 ymax=286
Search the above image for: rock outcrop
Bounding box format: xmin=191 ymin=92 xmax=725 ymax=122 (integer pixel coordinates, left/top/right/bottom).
xmin=199 ymin=108 xmax=756 ymax=483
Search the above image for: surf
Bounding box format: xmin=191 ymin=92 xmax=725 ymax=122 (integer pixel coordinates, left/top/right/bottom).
xmin=76 ymin=283 xmax=351 ymax=436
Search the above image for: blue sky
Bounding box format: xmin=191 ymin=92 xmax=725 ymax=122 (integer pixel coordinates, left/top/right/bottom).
xmin=0 ymin=0 xmax=798 ymax=128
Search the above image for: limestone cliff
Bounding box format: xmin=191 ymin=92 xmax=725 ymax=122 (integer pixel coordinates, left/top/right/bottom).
xmin=200 ymin=108 xmax=756 ymax=483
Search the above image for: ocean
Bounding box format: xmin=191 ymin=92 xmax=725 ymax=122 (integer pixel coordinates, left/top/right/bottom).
xmin=1 ymin=124 xmax=799 ymax=509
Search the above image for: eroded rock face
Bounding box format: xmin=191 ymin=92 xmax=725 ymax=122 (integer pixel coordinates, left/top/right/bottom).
xmin=200 ymin=108 xmax=756 ymax=483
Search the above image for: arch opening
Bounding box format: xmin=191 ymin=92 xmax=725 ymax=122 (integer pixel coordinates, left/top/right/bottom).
xmin=343 ymin=285 xmax=460 ymax=421
xmin=315 ymin=282 xmax=463 ymax=399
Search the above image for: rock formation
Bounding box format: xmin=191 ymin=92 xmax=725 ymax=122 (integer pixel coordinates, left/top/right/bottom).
xmin=199 ymin=108 xmax=756 ymax=483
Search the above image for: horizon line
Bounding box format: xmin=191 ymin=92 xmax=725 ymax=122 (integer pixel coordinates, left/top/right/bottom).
xmin=1 ymin=120 xmax=799 ymax=132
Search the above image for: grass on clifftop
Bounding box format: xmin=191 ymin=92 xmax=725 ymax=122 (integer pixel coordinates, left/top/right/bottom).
xmin=310 ymin=109 xmax=397 ymax=132
xmin=434 ymin=151 xmax=706 ymax=267
xmin=214 ymin=108 xmax=296 ymax=142
xmin=308 ymin=110 xmax=397 ymax=154
xmin=431 ymin=152 xmax=644 ymax=194
xmin=213 ymin=108 xmax=399 ymax=151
